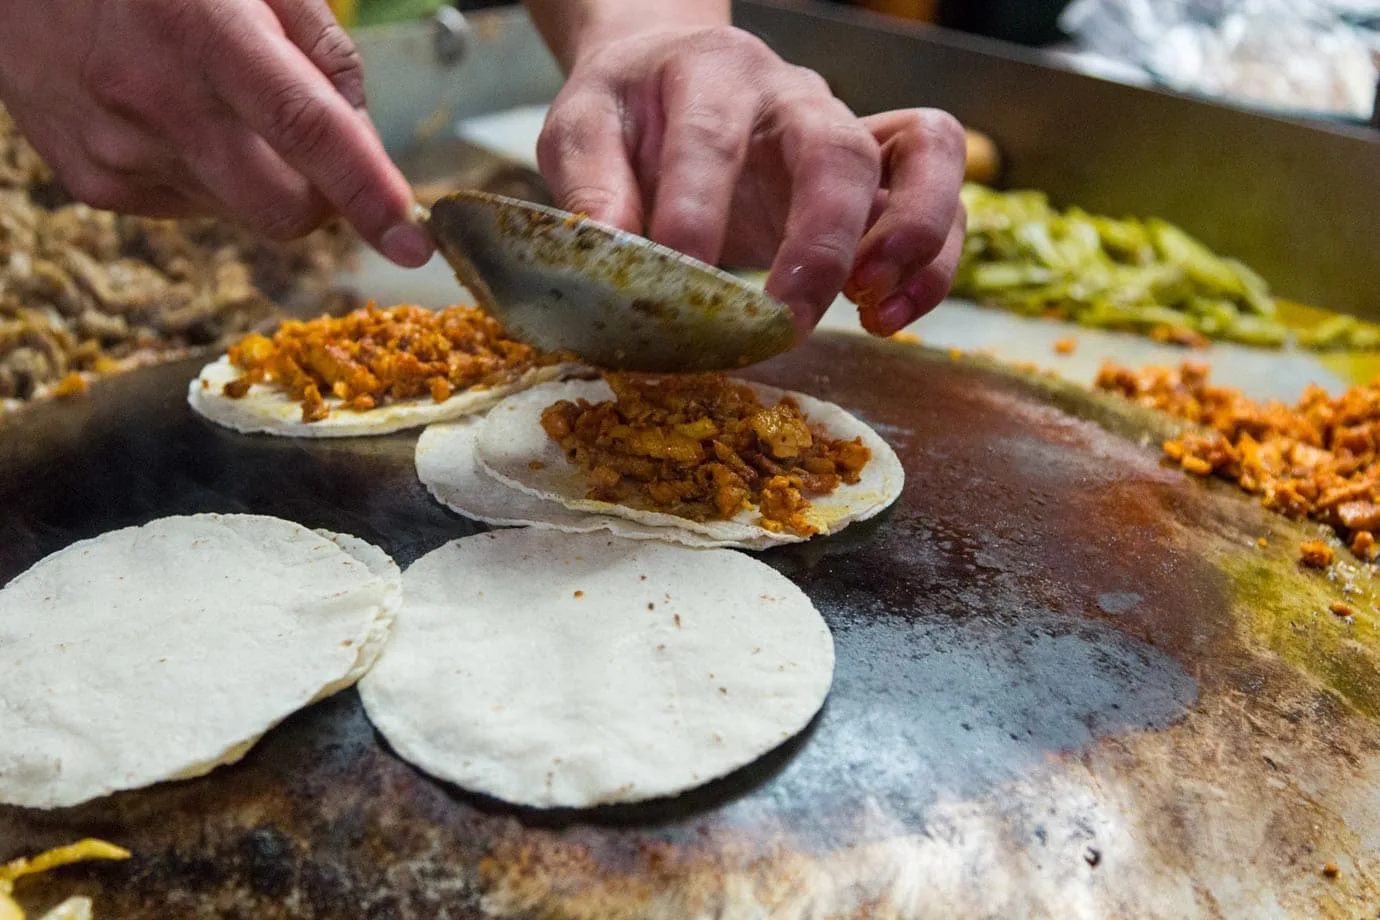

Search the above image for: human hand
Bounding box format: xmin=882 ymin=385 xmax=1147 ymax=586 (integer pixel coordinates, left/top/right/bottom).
xmin=0 ymin=0 xmax=432 ymax=266
xmin=535 ymin=26 xmax=966 ymax=339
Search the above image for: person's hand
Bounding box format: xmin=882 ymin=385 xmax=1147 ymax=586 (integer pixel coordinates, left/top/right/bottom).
xmin=0 ymin=0 xmax=432 ymax=266
xmin=535 ymin=26 xmax=967 ymax=339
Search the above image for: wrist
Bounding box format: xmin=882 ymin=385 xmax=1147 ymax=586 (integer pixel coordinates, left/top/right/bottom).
xmin=529 ymin=0 xmax=730 ymax=72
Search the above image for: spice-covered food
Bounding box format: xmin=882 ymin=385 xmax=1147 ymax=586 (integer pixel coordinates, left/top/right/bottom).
xmin=222 ymin=303 xmax=567 ymax=423
xmin=0 ymin=106 xmax=354 ymax=406
xmin=539 ymin=373 xmax=871 ymax=537
xmin=1096 ymin=361 xmax=1380 ymax=561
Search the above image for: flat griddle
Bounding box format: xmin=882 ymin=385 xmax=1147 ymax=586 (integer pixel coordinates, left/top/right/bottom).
xmin=3 ymin=332 xmax=1380 ymax=918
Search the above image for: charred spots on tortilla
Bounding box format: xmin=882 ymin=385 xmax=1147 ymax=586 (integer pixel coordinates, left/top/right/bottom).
xmin=647 ymin=602 xmax=655 ymax=610
xmin=673 ymin=614 xmax=682 ymax=628
xmin=573 ymin=590 xmax=584 ymax=599
xmin=639 ymin=574 xmax=647 ymax=581
xmin=656 ymin=644 xmax=665 ymax=652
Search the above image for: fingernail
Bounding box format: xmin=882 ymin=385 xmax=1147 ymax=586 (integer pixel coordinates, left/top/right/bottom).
xmin=849 ymin=258 xmax=901 ymax=307
xmin=865 ymin=294 xmax=915 ymax=336
xmin=380 ymin=222 xmax=434 ymax=268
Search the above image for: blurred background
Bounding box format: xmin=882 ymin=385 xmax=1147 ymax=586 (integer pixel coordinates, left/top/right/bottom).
xmin=328 ymin=0 xmax=1072 ymax=46
xmin=330 ymin=0 xmax=1380 ymax=125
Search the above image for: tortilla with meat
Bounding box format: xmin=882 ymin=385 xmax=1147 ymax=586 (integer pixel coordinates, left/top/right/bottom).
xmin=475 ymin=379 xmax=904 ymax=547
xmin=188 ymin=355 xmax=571 ymax=438
xmin=415 ymin=416 xmax=779 ymax=550
xmin=358 ymin=529 xmax=834 ymax=809
xmin=0 ymin=514 xmax=400 ymax=809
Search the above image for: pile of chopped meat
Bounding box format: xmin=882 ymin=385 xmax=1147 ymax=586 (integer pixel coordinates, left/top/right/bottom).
xmin=225 ymin=303 xmax=562 ymax=422
xmin=1096 ymin=361 xmax=1380 ymax=561
xmin=0 ymin=106 xmax=356 ymax=404
xmin=540 ymin=373 xmax=871 ymax=536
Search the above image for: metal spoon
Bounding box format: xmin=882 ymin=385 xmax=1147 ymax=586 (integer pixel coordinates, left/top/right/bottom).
xmin=424 ymin=190 xmax=796 ymax=373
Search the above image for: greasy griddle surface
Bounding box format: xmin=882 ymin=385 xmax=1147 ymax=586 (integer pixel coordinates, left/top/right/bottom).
xmin=3 ymin=333 xmax=1379 ymax=919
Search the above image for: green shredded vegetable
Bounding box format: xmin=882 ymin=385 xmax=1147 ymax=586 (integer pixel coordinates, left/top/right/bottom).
xmin=953 ymin=184 xmax=1378 ymax=351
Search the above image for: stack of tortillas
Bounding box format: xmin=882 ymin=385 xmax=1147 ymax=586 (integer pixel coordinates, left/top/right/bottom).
xmin=0 ymin=514 xmax=400 ymax=809
xmin=416 ymin=378 xmax=905 ymax=550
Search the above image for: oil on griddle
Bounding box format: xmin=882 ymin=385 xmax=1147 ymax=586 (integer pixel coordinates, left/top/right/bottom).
xmin=2 ymin=334 xmax=1380 ymax=919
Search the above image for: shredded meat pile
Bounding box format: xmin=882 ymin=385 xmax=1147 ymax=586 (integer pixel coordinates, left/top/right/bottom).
xmin=225 ymin=302 xmax=560 ymax=422
xmin=0 ymin=105 xmax=355 ymax=404
xmin=540 ymin=373 xmax=871 ymax=536
xmin=1096 ymin=361 xmax=1380 ymax=563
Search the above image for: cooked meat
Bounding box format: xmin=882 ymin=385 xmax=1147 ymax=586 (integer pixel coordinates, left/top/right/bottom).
xmin=0 ymin=104 xmax=357 ymax=406
xmin=223 ymin=303 xmax=563 ymax=422
xmin=1097 ymin=360 xmax=1380 ymax=562
xmin=540 ymin=373 xmax=871 ymax=537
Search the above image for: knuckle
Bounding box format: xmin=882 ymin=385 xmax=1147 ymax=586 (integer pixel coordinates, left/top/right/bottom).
xmin=914 ymin=108 xmax=966 ymax=156
xmin=797 ymin=235 xmax=855 ymax=285
xmin=821 ymin=122 xmax=882 ymax=176
xmin=536 ymin=104 xmax=601 ymax=169
xmin=76 ymin=117 xmax=159 ymax=177
xmin=256 ymin=196 xmax=327 ymax=240
xmin=83 ymin=57 xmax=152 ymax=117
xmin=556 ymin=183 xmax=622 ymax=216
xmin=689 ymin=25 xmax=771 ymax=60
xmin=308 ymin=24 xmax=366 ymax=105
xmin=786 ymin=116 xmax=880 ymax=183
xmin=63 ymin=166 xmax=129 ymax=212
xmin=787 ymin=65 xmax=833 ymax=98
xmin=534 ymin=118 xmax=571 ymax=169
xmin=262 ymin=88 xmax=334 ymax=162
xmin=84 ymin=137 xmax=143 ymax=176
xmin=675 ymin=106 xmax=743 ymax=165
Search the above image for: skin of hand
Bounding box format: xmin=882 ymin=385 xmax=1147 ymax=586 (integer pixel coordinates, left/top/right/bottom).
xmin=0 ymin=0 xmax=965 ymax=338
xmin=525 ymin=0 xmax=967 ymax=338
xmin=0 ymin=0 xmax=432 ymax=267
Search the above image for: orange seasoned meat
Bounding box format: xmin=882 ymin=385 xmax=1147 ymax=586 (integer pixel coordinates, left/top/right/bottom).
xmin=1096 ymin=360 xmax=1380 ymax=561
xmin=223 ymin=302 xmax=561 ymax=422
xmin=540 ymin=373 xmax=870 ymax=537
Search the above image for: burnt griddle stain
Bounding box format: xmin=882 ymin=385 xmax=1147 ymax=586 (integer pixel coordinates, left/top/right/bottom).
xmin=4 ymin=334 xmax=1380 ymax=917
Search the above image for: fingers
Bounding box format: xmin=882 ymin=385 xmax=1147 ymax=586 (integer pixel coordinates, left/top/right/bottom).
xmin=763 ymin=96 xmax=882 ymax=337
xmin=35 ymin=110 xmax=209 ymax=218
xmin=537 ymin=86 xmax=644 ymax=233
xmin=643 ymin=58 xmax=756 ymax=265
xmin=182 ymin=112 xmax=333 ymax=238
xmin=858 ymin=206 xmax=965 ymax=337
xmin=261 ymin=0 xmax=367 ymax=109
xmin=844 ymin=109 xmax=966 ymax=317
xmin=206 ymin=4 xmax=430 ymax=265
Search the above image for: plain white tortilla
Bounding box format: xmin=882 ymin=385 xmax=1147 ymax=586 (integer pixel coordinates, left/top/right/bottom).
xmin=358 ymin=529 xmax=834 ymax=809
xmin=476 ymin=378 xmax=905 ymax=546
xmin=415 ymin=417 xmax=778 ymax=550
xmin=0 ymin=514 xmax=400 ymax=809
xmin=188 ymin=355 xmax=575 ymax=438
